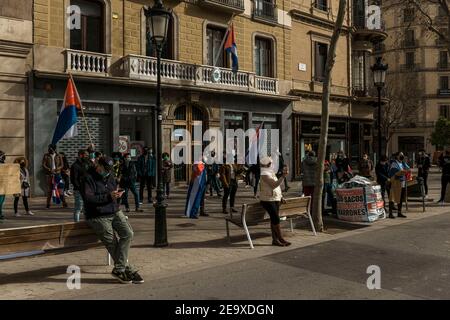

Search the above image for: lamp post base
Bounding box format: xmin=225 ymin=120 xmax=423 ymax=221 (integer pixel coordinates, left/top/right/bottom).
xmin=153 ymin=186 xmax=168 ymax=247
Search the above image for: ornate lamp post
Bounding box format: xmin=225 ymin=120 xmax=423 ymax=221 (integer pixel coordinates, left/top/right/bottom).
xmin=145 ymin=0 xmax=172 ymax=247
xmin=371 ymin=56 xmax=388 ymax=159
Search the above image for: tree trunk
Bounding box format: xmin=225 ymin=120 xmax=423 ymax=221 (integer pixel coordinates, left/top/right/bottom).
xmin=311 ymin=0 xmax=347 ymax=232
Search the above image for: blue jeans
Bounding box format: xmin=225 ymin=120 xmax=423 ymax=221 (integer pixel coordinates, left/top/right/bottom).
xmin=122 ymin=182 xmax=140 ymax=209
xmin=73 ymin=190 xmax=83 ymax=222
xmin=0 ymin=195 xmax=5 ymax=218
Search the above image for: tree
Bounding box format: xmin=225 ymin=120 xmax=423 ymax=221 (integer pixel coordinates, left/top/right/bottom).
xmin=311 ymin=0 xmax=347 ymax=232
xmin=431 ymin=117 xmax=450 ymax=149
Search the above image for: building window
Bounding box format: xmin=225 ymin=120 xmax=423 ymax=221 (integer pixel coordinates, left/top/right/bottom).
xmin=440 ymin=51 xmax=448 ymax=68
xmin=253 ymin=0 xmax=277 ymax=22
xmin=146 ymin=14 xmax=174 ymax=60
xmin=405 ymin=51 xmax=415 ymax=66
xmin=254 ymin=37 xmax=273 ymax=77
xmin=440 ymin=105 xmax=450 ymax=118
xmin=206 ymin=26 xmax=228 ymax=68
xmin=440 ymin=76 xmax=449 ymax=89
xmin=404 ymin=8 xmax=415 ymax=22
xmin=404 ymin=29 xmax=415 ymax=46
xmin=70 ymin=0 xmax=104 ymax=53
xmin=315 ymin=0 xmax=328 ymax=11
xmin=352 ymin=51 xmax=369 ymax=95
xmin=314 ymin=42 xmax=328 ymax=82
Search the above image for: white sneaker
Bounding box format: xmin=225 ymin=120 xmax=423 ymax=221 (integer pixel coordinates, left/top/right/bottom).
xmin=68 ymin=190 xmax=73 ymax=195
xmin=14 ymin=212 xmax=21 ymax=217
xmin=26 ymin=211 xmax=34 ymax=216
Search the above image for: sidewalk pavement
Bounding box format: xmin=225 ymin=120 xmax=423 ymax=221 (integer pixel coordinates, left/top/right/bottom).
xmin=0 ymin=169 xmax=449 ymax=299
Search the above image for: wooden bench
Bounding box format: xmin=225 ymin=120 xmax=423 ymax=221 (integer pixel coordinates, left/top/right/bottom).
xmin=225 ymin=196 xmax=317 ymax=249
xmin=0 ymin=221 xmax=104 ymax=261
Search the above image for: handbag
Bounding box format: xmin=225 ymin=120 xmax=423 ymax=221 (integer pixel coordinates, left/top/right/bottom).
xmin=22 ymin=181 xmax=30 ymax=189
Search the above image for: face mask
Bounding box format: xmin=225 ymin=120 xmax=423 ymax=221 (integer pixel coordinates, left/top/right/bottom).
xmin=399 ymin=156 xmax=404 ymax=161
xmin=90 ymin=153 xmax=95 ymax=159
xmin=20 ymin=162 xmax=25 ymax=167
xmin=163 ymin=156 xmax=169 ymax=161
xmin=125 ymin=158 xmax=131 ymax=162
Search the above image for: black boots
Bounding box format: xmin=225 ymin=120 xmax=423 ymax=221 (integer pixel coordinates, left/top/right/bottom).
xmin=271 ymin=224 xmax=291 ymax=247
xmin=397 ymin=203 xmax=407 ymax=218
xmin=388 ymin=202 xmax=395 ymax=219
xmin=389 ymin=201 xmax=407 ymax=218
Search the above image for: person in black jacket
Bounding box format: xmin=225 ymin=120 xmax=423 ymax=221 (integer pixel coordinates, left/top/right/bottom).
xmin=120 ymin=153 xmax=142 ymax=213
xmin=437 ymin=150 xmax=450 ymax=203
xmin=81 ymin=156 xmax=143 ymax=284
xmin=375 ymin=155 xmax=390 ymax=206
xmin=70 ymin=149 xmax=90 ymax=222
xmin=416 ymin=149 xmax=431 ymax=197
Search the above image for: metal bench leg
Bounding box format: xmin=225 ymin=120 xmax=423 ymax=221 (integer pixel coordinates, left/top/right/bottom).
xmin=307 ymin=212 xmax=317 ymax=236
xmin=242 ymin=220 xmax=254 ymax=249
xmin=226 ymin=220 xmax=231 ymax=244
xmin=290 ymin=218 xmax=294 ymax=232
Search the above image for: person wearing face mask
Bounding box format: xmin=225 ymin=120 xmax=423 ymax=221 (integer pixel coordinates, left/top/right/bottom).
xmin=119 ymin=153 xmax=143 ymax=213
xmin=335 ymin=150 xmax=352 ymax=183
xmin=12 ymin=157 xmax=33 ymax=217
xmin=81 ymin=156 xmax=144 ymax=284
xmin=0 ymin=151 xmax=6 ymax=220
xmin=301 ymin=151 xmax=317 ymax=200
xmin=415 ymin=149 xmax=431 ymax=198
xmin=161 ymin=152 xmax=173 ymax=199
xmin=375 ymin=155 xmax=390 ymax=206
xmin=259 ymin=156 xmax=291 ymax=247
xmin=388 ymin=152 xmax=409 ymax=219
xmin=42 ymin=144 xmax=67 ymax=209
xmin=71 ymin=149 xmax=90 ymax=222
xmin=359 ymin=153 xmax=374 ymax=180
xmin=137 ymin=146 xmax=156 ymax=204
xmin=437 ymin=149 xmax=450 ymax=203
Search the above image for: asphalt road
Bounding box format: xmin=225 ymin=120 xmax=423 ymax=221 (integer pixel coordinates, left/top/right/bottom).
xmin=74 ymin=212 xmax=450 ymax=300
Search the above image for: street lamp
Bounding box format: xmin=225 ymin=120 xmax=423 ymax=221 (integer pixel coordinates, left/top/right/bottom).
xmin=145 ymin=0 xmax=172 ymax=247
xmin=371 ymin=56 xmax=388 ymax=160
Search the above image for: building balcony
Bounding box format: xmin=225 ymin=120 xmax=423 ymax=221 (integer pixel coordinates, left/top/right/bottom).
xmin=122 ymin=54 xmax=279 ymax=95
xmin=437 ymin=61 xmax=449 ymax=70
xmin=400 ymin=63 xmax=421 ymax=72
xmin=352 ymin=15 xmax=387 ymax=43
xmin=65 ymin=49 xmax=111 ymax=76
xmin=252 ymin=0 xmax=278 ymax=25
xmin=401 ymin=39 xmax=417 ymax=48
xmin=438 ymin=88 xmax=450 ymax=96
xmin=198 ymin=0 xmax=245 ymax=14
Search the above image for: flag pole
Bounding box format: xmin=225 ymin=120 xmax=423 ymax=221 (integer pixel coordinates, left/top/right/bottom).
xmin=68 ymin=73 xmax=94 ymax=147
xmin=213 ymin=13 xmax=236 ymax=67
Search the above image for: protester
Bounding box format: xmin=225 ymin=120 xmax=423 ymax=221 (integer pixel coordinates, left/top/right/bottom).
xmin=416 ymin=150 xmax=431 ymax=197
xmin=276 ymin=150 xmax=290 ymax=192
xmin=0 ymin=151 xmax=6 ymax=220
xmin=60 ymin=152 xmax=71 ymax=197
xmin=388 ymin=152 xmax=409 ymax=219
xmin=259 ymin=156 xmax=291 ymax=247
xmin=375 ymin=155 xmax=390 ymax=206
xmin=249 ymin=162 xmax=261 ymax=198
xmin=12 ymin=157 xmax=33 ymax=217
xmin=322 ymin=160 xmax=336 ymax=215
xmin=437 ymin=149 xmax=450 ymax=203
xmin=184 ymin=156 xmax=208 ymax=218
xmin=301 ymin=151 xmax=317 ymax=201
xmin=335 ymin=150 xmax=352 ymax=183
xmin=81 ymin=156 xmax=143 ymax=284
xmin=161 ymin=152 xmax=173 ymax=198
xmin=359 ymin=153 xmax=374 ymax=179
xmin=120 ymin=153 xmax=142 ymax=213
xmin=70 ymin=149 xmax=90 ymax=222
xmin=42 ymin=144 xmax=67 ymax=209
xmin=137 ymin=146 xmax=156 ymax=203
xmin=220 ymin=153 xmax=243 ymax=214
xmin=206 ymin=151 xmax=221 ymax=197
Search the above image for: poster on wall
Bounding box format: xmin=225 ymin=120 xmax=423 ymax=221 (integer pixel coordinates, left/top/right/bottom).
xmin=118 ymin=136 xmax=130 ymax=155
xmin=0 ymin=164 xmax=21 ymax=195
xmin=130 ymin=141 xmax=145 ymax=158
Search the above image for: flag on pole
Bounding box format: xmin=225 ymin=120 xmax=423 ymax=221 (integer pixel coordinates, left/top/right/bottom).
xmin=184 ymin=161 xmax=207 ymax=218
xmin=225 ymin=24 xmax=239 ymax=73
xmin=51 ymin=77 xmax=82 ymax=145
xmin=246 ymin=122 xmax=265 ymax=165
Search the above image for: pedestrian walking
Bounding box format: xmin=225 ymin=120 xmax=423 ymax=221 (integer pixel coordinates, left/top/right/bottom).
xmin=388 ymin=152 xmax=409 ymax=219
xmin=322 ymin=160 xmax=336 ymax=215
xmin=437 ymin=149 xmax=450 ymax=203
xmin=137 ymin=146 xmax=156 ymax=203
xmin=301 ymin=151 xmax=317 ymax=201
xmin=120 ymin=153 xmax=143 ymax=213
xmin=0 ymin=150 xmax=6 ymax=220
xmin=206 ymin=151 xmax=221 ymax=197
xmin=259 ymin=156 xmax=291 ymax=247
xmin=250 ymin=163 xmax=261 ymax=198
xmin=359 ymin=153 xmax=374 ymax=179
xmin=81 ymin=156 xmax=144 ymax=284
xmin=375 ymin=155 xmax=390 ymax=206
xmin=416 ymin=149 xmax=431 ymax=197
xmin=220 ymin=154 xmax=243 ymax=214
xmin=70 ymin=149 xmax=90 ymax=222
xmin=42 ymin=144 xmax=67 ymax=209
xmin=13 ymin=157 xmax=34 ymax=217
xmin=161 ymin=152 xmax=173 ymax=198
xmin=60 ymin=152 xmax=71 ymax=197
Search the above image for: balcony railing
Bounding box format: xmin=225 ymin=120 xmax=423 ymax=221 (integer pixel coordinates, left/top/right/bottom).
xmin=400 ymin=63 xmax=421 ymax=71
xmin=438 ymin=61 xmax=449 ymax=69
xmin=65 ymin=49 xmax=111 ymax=76
xmin=122 ymin=54 xmax=279 ymax=94
xmin=402 ymin=39 xmax=417 ymax=47
xmin=438 ymin=88 xmax=450 ymax=96
xmin=353 ymin=14 xmax=386 ymax=31
xmin=199 ymin=0 xmax=244 ymax=13
xmin=253 ymin=0 xmax=277 ymax=24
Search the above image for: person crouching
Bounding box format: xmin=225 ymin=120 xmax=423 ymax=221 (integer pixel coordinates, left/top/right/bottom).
xmin=259 ymin=156 xmax=291 ymax=247
xmin=81 ymin=156 xmax=144 ymax=284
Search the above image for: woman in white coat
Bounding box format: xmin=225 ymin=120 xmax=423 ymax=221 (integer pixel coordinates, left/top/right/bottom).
xmin=13 ymin=157 xmax=33 ymax=216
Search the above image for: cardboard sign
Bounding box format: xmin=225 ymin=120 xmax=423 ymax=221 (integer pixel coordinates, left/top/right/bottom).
xmin=0 ymin=164 xmax=21 ymax=195
xmin=336 ymin=188 xmax=368 ymax=222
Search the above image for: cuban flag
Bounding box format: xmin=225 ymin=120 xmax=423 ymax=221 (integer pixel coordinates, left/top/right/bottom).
xmin=225 ymin=24 xmax=238 ymax=73
xmin=51 ymin=77 xmax=82 ymax=145
xmin=245 ymin=122 xmax=265 ymax=165
xmin=184 ymin=161 xmax=207 ymax=218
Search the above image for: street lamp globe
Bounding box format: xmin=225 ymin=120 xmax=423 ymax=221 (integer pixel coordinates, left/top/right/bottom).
xmin=371 ymin=56 xmax=388 ymax=88
xmin=145 ymin=0 xmax=172 ymax=49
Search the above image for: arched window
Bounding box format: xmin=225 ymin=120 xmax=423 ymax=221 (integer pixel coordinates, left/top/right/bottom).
xmin=70 ymin=0 xmax=104 ymax=53
xmin=146 ymin=14 xmax=174 ymax=59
